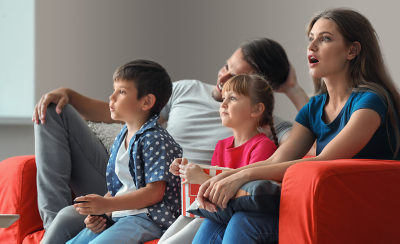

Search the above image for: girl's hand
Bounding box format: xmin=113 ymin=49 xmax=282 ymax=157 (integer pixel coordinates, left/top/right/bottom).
xmin=84 ymin=215 xmax=107 ymax=233
xmin=74 ymin=194 xmax=111 ymax=215
xmin=179 ymin=162 xmax=210 ymax=185
xmin=169 ymin=158 xmax=188 ymax=176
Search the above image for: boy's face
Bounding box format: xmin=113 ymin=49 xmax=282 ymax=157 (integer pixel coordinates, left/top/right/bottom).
xmin=109 ymin=79 xmax=145 ymax=122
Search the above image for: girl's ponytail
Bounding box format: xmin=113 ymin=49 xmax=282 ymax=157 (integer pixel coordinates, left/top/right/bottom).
xmin=267 ymin=113 xmax=279 ymax=148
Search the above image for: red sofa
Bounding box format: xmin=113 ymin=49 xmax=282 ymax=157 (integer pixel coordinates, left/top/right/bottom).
xmin=1 ymin=155 xmax=400 ymax=243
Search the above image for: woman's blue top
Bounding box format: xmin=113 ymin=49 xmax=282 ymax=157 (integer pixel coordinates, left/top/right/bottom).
xmin=295 ymin=90 xmax=399 ymax=160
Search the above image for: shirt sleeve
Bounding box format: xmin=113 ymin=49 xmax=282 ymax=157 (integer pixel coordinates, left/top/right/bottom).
xmin=140 ymin=135 xmax=183 ymax=184
xmin=295 ymin=101 xmax=312 ymax=130
xmin=249 ymin=139 xmax=277 ymax=165
xmin=272 ymin=115 xmax=293 ymax=143
xmin=352 ymin=91 xmax=388 ymax=125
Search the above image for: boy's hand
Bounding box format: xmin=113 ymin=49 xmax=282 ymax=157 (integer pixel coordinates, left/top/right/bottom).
xmin=179 ymin=162 xmax=210 ymax=185
xmin=74 ymin=194 xmax=111 ymax=215
xmin=169 ymin=158 xmax=188 ymax=176
xmin=84 ymin=215 xmax=107 ymax=233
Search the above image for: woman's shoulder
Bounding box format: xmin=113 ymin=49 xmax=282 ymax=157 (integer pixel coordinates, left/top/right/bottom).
xmin=309 ymin=93 xmax=326 ymax=103
xmin=350 ymin=89 xmax=387 ymax=108
xmin=302 ymin=93 xmax=326 ymax=111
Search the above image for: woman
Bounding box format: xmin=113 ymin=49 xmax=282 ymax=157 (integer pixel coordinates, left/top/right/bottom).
xmin=194 ymin=8 xmax=400 ymax=244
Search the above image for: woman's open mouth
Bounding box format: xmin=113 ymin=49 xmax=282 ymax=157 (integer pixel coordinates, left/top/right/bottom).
xmin=308 ymin=55 xmax=319 ymax=67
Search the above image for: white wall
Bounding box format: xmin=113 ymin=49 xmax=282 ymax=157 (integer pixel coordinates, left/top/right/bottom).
xmin=1 ymin=0 xmax=399 ymax=161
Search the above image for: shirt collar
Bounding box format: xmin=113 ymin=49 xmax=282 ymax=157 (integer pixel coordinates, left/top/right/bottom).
xmin=137 ymin=113 xmax=160 ymax=135
xmin=120 ymin=113 xmax=160 ymax=137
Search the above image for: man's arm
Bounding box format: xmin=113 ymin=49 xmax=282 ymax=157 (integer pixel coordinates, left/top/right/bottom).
xmin=33 ymin=87 xmax=117 ymax=124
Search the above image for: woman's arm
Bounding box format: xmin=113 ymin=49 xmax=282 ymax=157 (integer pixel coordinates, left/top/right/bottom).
xmin=197 ymin=122 xmax=315 ymax=208
xmin=200 ymin=108 xmax=381 ymax=209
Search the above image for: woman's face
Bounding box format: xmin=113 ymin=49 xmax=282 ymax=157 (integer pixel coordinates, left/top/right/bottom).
xmin=307 ymin=18 xmax=352 ymax=80
xmin=212 ymin=48 xmax=255 ymax=102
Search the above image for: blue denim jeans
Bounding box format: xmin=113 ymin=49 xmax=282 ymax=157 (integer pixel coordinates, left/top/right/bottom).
xmin=66 ymin=213 xmax=162 ymax=244
xmin=192 ymin=211 xmax=279 ymax=244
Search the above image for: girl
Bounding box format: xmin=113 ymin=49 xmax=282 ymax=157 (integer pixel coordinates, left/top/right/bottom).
xmin=194 ymin=8 xmax=400 ymax=244
xmin=158 ymin=38 xmax=310 ymax=244
xmin=166 ymin=74 xmax=279 ymax=243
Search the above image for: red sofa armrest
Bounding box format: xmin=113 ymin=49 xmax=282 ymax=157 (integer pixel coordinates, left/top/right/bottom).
xmin=0 ymin=156 xmax=44 ymax=244
xmin=279 ymin=159 xmax=400 ymax=244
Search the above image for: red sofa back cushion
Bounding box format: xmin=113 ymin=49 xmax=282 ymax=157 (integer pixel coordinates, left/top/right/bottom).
xmin=0 ymin=156 xmax=43 ymax=244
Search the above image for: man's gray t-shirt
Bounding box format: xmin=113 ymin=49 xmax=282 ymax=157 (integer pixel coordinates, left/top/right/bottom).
xmin=160 ymin=80 xmax=292 ymax=165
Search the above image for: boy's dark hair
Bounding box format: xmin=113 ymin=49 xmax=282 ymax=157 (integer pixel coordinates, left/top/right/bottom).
xmin=113 ymin=59 xmax=172 ymax=115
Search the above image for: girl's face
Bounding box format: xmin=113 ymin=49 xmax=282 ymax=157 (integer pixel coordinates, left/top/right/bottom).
xmin=220 ymin=90 xmax=255 ymax=129
xmin=307 ymin=18 xmax=352 ymax=79
xmin=109 ymin=79 xmax=145 ymax=123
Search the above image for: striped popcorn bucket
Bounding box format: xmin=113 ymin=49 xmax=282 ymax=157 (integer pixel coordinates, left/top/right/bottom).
xmin=181 ymin=165 xmax=230 ymax=218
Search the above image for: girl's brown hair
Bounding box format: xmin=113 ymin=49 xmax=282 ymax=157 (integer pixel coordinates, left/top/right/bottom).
xmin=222 ymin=74 xmax=278 ymax=147
xmin=308 ymin=8 xmax=400 ymax=158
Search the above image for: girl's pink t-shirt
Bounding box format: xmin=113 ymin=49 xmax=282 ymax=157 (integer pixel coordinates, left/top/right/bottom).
xmin=211 ymin=133 xmax=277 ymax=169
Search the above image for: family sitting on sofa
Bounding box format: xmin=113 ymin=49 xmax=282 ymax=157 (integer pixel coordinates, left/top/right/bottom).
xmin=30 ymin=8 xmax=400 ymax=244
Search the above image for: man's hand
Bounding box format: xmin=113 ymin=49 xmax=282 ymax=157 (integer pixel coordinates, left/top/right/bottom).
xmin=169 ymin=158 xmax=188 ymax=176
xmin=274 ymin=61 xmax=298 ymax=93
xmin=32 ymin=87 xmax=69 ymax=124
xmin=84 ymin=214 xmax=107 ymax=233
xmin=179 ymin=162 xmax=210 ymax=185
xmin=74 ymin=194 xmax=111 ymax=215
xmin=274 ymin=61 xmax=309 ymax=111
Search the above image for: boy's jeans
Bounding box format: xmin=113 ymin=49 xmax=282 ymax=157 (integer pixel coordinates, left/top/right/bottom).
xmin=192 ymin=211 xmax=279 ymax=244
xmin=35 ymin=103 xmax=109 ymax=243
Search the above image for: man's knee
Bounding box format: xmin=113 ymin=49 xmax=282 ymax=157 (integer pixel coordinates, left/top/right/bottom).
xmin=43 ymin=206 xmax=86 ymax=244
xmin=45 ymin=103 xmax=75 ymax=120
xmin=55 ymin=205 xmax=85 ymax=228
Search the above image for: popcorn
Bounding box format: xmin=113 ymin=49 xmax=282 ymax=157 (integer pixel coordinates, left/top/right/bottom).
xmin=181 ymin=165 xmax=231 ymax=218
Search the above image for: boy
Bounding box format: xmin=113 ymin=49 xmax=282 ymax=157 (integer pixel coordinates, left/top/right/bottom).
xmin=68 ymin=60 xmax=182 ymax=243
